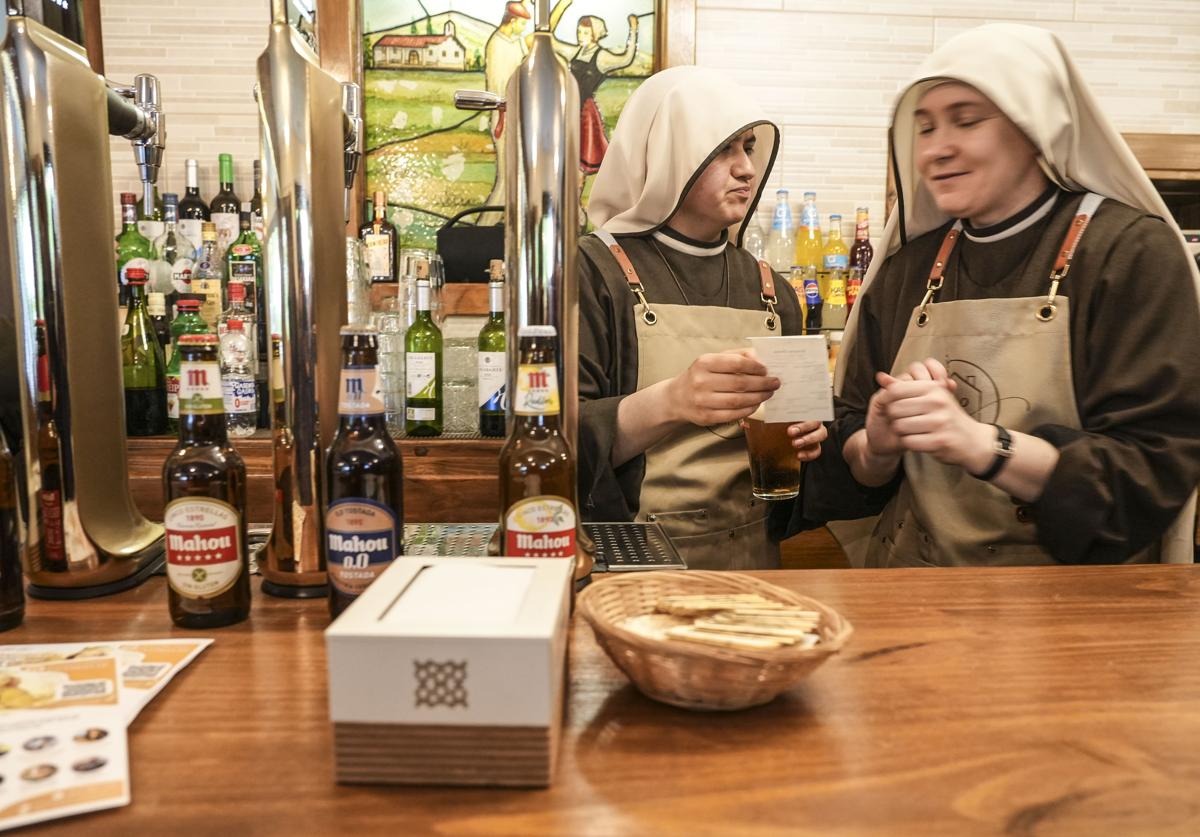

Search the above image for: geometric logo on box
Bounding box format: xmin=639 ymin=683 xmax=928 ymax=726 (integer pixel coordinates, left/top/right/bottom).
xmin=413 ymin=660 xmax=468 ymax=709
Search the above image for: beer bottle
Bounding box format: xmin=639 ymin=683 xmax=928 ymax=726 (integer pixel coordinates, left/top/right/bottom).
xmin=122 ymin=272 xmax=169 ymax=436
xmin=498 ymin=325 xmax=578 ymax=558
xmin=35 ymin=321 xmax=66 ymax=572
xmin=162 ymin=334 xmax=251 ymax=628
xmin=266 ymin=334 xmax=295 ymax=570
xmin=404 ymin=263 xmax=443 ymax=437
xmin=0 ymin=428 xmax=26 ymax=631
xmin=478 ymin=260 xmax=506 ymax=437
xmin=325 ymin=326 xmax=404 ymax=618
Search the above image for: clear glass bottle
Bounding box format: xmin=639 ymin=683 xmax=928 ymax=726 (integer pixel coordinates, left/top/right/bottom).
xmin=219 ymin=319 xmax=257 ymax=438
xmin=192 ymin=223 xmax=225 ymax=331
xmin=764 ymin=189 xmax=794 ymax=273
xmin=742 ymin=214 xmax=767 ymax=260
xmin=372 ymin=295 xmax=406 ymax=436
xmin=153 ymin=193 xmax=197 ymax=304
xmin=345 ymin=237 xmax=371 ymax=326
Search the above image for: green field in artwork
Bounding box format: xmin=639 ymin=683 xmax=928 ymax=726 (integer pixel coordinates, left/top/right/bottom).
xmin=365 ymin=68 xmax=643 ymax=250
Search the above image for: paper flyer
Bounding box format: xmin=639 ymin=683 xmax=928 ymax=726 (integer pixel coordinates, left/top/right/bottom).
xmin=0 ymin=639 xmax=213 ymax=723
xmin=747 ymin=335 xmax=835 ymax=423
xmin=0 ymin=708 xmax=129 ymax=832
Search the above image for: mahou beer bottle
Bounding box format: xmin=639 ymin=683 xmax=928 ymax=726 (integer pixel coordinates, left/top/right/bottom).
xmin=162 ymin=334 xmax=251 ymax=628
xmin=325 ymin=326 xmax=404 ymax=619
xmin=498 ymin=325 xmax=578 ymax=558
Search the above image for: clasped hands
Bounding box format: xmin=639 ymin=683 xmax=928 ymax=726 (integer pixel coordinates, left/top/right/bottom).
xmin=668 ymin=349 xmax=826 ymax=462
xmin=865 ymin=358 xmax=996 ymax=475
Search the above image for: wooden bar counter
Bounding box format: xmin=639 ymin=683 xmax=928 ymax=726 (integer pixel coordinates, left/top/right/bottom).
xmin=12 ymin=564 xmax=1200 ymax=835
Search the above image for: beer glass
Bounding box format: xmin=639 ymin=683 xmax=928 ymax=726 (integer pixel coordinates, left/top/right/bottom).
xmin=744 ymin=417 xmax=800 ymax=500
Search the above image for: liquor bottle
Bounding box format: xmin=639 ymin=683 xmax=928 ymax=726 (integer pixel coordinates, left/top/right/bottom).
xmin=0 ymin=428 xmax=25 ymax=632
xmin=821 ymin=213 xmax=849 ymax=303
xmin=165 ymin=298 xmax=209 ymax=434
xmin=359 ymin=190 xmax=398 ymax=285
xmin=404 ymin=266 xmax=443 ymax=437
xmin=178 ymin=158 xmax=210 ymax=249
xmin=764 ymin=189 xmax=794 ymax=273
xmin=498 ymin=325 xmax=578 ymax=558
xmin=34 ymin=321 xmax=65 ymax=573
xmin=848 ymin=206 xmax=874 ymax=311
xmin=147 ymin=292 xmax=171 ymax=352
xmin=136 ymin=184 xmax=165 ymax=243
xmin=219 ymin=318 xmax=257 ymax=438
xmin=266 ymin=334 xmax=294 ymax=570
xmin=209 ymin=153 xmax=241 ymax=257
xmin=121 ymin=272 xmax=169 ymax=436
xmin=249 ymin=159 xmax=265 ymax=242
xmin=794 ymin=192 xmax=823 ymax=289
xmin=162 ymin=334 xmax=251 ymax=628
xmin=153 ymin=193 xmax=197 ymax=304
xmin=478 ymin=261 xmax=506 ymax=437
xmin=193 ymin=222 xmax=225 ymax=330
xmin=116 ymin=192 xmax=153 ymax=308
xmin=225 ymin=205 xmax=267 ymax=425
xmin=324 ymin=325 xmax=404 ymax=619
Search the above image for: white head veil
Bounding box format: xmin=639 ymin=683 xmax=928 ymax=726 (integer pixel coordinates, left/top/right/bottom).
xmin=587 ymin=65 xmax=780 ymax=246
xmin=836 ymin=23 xmax=1200 ymax=391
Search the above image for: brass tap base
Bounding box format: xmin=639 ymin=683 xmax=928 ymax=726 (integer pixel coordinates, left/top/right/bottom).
xmin=26 ymin=549 xmax=165 ymax=600
xmin=261 ymin=579 xmax=330 ymax=599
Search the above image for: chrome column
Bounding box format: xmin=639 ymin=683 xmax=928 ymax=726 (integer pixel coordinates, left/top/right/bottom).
xmin=0 ymin=15 xmax=165 ymax=596
xmin=256 ymin=0 xmax=355 ymax=596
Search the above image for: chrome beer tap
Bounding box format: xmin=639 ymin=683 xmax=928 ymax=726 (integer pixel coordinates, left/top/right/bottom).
xmin=256 ymin=0 xmax=351 ymax=596
xmin=0 ymin=14 xmax=166 ymax=597
xmin=457 ymin=1 xmax=593 ymax=578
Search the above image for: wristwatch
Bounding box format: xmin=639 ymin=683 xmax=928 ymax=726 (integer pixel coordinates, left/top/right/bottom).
xmin=972 ymin=424 xmax=1013 ymax=481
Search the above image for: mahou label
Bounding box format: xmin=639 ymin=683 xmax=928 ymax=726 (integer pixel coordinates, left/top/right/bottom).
xmin=514 ymin=363 xmax=560 ymax=416
xmin=164 ymin=498 xmax=243 ymax=599
xmin=505 ymin=496 xmax=576 ymax=558
xmin=325 ymin=499 xmax=398 ymax=597
xmin=338 ymin=368 xmax=386 ymax=416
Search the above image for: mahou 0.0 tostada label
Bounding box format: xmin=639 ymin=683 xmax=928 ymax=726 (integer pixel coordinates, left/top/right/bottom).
xmin=164 ymin=498 xmax=243 ymax=599
xmin=337 ymin=367 xmax=386 ymax=416
xmin=504 ymin=496 xmax=576 ymax=558
xmin=325 ymin=499 xmax=398 ymax=597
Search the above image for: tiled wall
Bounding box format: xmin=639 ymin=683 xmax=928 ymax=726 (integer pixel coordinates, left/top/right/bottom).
xmin=100 ymin=1 xmax=1200 ymax=239
xmin=103 ymin=0 xmax=270 ymax=226
xmin=694 ymin=0 xmax=1200 ymax=237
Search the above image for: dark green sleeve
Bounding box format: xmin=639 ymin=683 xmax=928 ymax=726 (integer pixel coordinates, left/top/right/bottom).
xmin=1031 ymin=217 xmax=1200 ymax=562
xmin=577 ymin=241 xmax=644 ymax=521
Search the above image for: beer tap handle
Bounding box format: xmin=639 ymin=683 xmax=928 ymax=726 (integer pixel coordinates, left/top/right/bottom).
xmin=341 ymin=82 xmax=364 ymax=224
xmin=105 ymin=74 xmax=166 ymax=199
xmin=454 ymin=90 xmax=505 ymax=112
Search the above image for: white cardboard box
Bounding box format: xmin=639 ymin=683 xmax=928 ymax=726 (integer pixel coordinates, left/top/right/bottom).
xmin=325 ymin=556 xmax=574 ymax=787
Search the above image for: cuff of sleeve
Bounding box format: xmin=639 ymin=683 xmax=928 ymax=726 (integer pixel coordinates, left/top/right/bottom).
xmin=1028 ymin=424 xmax=1117 ymax=564
xmin=579 ymin=395 xmax=643 ymax=520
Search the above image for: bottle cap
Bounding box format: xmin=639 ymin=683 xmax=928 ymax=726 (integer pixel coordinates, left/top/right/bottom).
xmin=518 ymin=325 xmax=557 ymax=338
xmin=162 ymin=192 xmax=178 ymax=207
xmin=125 ymin=268 xmax=147 ymax=281
xmin=177 ymin=298 xmax=200 ymax=310
xmin=120 ymin=192 xmax=136 ymax=204
xmin=201 ymin=222 xmax=217 ymax=240
xmin=227 ymin=319 xmax=244 ymax=331
xmin=339 ymin=324 xmax=379 ymax=336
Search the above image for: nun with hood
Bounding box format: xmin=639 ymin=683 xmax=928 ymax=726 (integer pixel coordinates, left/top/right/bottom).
xmin=777 ymin=24 xmax=1200 ymax=567
xmin=577 ymin=66 xmax=826 ymax=571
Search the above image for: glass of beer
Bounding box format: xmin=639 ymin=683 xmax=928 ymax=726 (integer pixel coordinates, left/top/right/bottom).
xmin=744 ymin=413 xmax=800 ymax=500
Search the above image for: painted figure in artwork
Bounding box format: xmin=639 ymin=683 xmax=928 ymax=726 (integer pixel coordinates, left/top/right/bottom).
xmin=569 ymin=14 xmax=638 ymax=175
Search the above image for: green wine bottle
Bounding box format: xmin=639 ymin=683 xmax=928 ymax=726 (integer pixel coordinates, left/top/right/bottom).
xmin=478 ymin=260 xmax=506 ymax=437
xmin=405 ymin=265 xmax=442 ymax=437
xmin=116 ymin=192 xmax=154 ymax=309
xmin=121 ymin=272 xmax=169 ymax=436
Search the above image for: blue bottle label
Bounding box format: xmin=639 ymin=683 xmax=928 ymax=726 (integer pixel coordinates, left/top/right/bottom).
xmin=325 ymin=499 xmax=399 ymax=600
xmin=803 ymin=278 xmax=822 ymax=305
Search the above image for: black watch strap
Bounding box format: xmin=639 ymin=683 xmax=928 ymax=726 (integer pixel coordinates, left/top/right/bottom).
xmin=973 ymin=424 xmax=1014 ymax=481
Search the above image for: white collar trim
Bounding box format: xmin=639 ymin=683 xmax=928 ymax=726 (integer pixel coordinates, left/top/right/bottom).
xmin=962 ymin=191 xmax=1059 ymax=243
xmin=652 ymin=229 xmax=728 ymax=256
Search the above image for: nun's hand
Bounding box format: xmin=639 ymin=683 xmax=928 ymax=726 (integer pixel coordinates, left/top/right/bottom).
xmin=788 ymin=421 xmax=827 ymax=462
xmin=668 ymin=349 xmax=780 ymax=427
xmin=881 ymin=358 xmax=992 ymax=471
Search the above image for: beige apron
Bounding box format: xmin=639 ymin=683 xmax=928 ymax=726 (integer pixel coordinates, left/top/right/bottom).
xmin=863 ymin=194 xmax=1195 ymax=566
xmin=593 ymin=231 xmax=782 ymax=570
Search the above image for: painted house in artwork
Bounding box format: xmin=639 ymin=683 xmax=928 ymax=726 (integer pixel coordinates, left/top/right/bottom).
xmin=373 ymin=21 xmax=467 ymax=70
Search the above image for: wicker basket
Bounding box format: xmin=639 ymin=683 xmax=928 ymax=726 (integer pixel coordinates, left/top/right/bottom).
xmin=577 ymin=571 xmax=853 ymax=711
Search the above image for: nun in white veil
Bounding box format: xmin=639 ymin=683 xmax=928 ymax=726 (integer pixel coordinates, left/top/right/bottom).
xmin=781 ymin=24 xmax=1200 ymax=567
